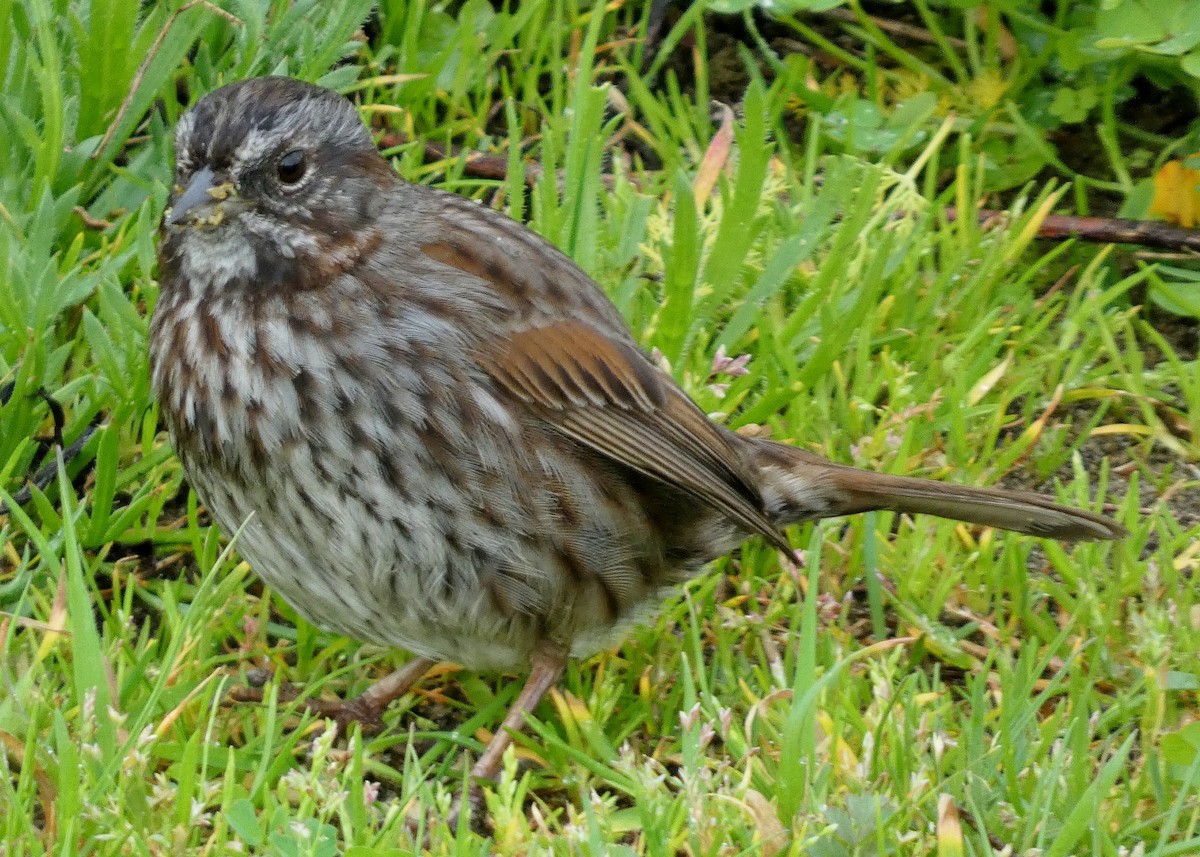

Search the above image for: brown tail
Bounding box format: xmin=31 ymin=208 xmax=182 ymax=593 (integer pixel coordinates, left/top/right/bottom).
xmin=751 ymin=442 xmax=1126 ymax=542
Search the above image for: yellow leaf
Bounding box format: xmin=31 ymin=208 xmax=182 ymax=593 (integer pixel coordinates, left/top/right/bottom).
xmin=967 ymin=352 xmax=1012 ymax=406
xmin=1149 ymin=157 xmax=1200 ymax=228
xmin=816 ymin=711 xmax=859 ymax=776
xmin=1089 ymin=423 xmax=1154 ymax=437
xmin=937 ymin=795 xmax=964 ymax=857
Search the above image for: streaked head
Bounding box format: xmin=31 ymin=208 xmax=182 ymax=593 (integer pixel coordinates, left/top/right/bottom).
xmin=161 ymin=77 xmax=391 ymax=294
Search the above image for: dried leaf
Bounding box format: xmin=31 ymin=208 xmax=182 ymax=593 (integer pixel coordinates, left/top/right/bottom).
xmin=694 ymin=102 xmax=735 ymax=208
xmin=1149 ymin=157 xmax=1200 ymax=228
xmin=936 ymin=794 xmax=964 ymax=857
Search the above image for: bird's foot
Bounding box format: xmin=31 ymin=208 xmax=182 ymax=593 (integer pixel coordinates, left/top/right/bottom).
xmin=226 ymin=682 xmax=387 ymax=734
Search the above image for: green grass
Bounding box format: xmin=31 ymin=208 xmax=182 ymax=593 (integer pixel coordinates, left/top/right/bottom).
xmin=2 ymin=1 xmax=1199 ymax=854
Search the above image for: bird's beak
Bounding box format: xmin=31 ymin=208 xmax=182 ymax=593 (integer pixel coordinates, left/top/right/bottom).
xmin=167 ymin=167 xmax=236 ymax=226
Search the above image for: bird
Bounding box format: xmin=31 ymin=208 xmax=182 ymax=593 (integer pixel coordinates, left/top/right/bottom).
xmin=149 ymin=75 xmax=1125 ymax=795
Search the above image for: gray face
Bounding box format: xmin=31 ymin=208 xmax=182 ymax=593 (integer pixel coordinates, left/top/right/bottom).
xmin=160 ymin=76 xmax=386 ymax=296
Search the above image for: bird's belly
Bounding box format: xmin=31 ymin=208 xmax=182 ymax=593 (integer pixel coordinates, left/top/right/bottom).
xmin=167 ymin=371 xmax=718 ymax=671
xmin=189 ymin=449 xmax=549 ymax=670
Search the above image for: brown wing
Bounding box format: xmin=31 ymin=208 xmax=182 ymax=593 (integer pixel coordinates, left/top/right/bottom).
xmin=478 ymin=320 xmax=793 ymax=553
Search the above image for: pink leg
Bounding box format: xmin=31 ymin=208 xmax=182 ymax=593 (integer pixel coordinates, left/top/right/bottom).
xmin=448 ymin=648 xmax=567 ymax=832
xmin=470 ymin=648 xmax=567 ymax=781
xmin=347 ymin=656 xmax=437 ymax=715
xmin=338 ymin=656 xmax=437 ymax=729
xmin=227 ymin=656 xmax=437 ymax=734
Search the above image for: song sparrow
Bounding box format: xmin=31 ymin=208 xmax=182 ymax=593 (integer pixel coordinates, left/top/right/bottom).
xmin=151 ymin=76 xmax=1124 ymax=787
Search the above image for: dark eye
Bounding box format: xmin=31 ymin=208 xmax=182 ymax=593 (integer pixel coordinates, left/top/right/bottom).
xmin=277 ymin=150 xmax=307 ymax=185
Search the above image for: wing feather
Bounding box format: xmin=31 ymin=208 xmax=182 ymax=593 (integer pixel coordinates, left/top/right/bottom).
xmin=479 ymin=321 xmax=792 ymax=552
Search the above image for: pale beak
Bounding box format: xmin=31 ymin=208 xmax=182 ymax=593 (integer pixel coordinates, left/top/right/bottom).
xmin=168 ymin=167 xmax=234 ymax=225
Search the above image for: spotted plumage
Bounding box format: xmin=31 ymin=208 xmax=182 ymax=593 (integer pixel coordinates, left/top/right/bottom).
xmin=151 ymin=77 xmax=1125 ymax=787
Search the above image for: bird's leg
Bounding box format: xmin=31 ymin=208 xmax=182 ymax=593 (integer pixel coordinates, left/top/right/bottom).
xmin=230 ymin=656 xmax=437 ymax=735
xmin=335 ymin=655 xmax=438 ymax=731
xmin=449 ymin=648 xmax=567 ymax=832
xmin=471 ymin=648 xmax=567 ymax=781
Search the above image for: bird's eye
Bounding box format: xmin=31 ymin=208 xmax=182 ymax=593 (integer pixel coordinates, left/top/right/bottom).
xmin=277 ymin=150 xmax=307 ymax=185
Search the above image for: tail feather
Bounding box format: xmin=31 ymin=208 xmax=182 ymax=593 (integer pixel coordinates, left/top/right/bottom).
xmin=823 ymin=466 xmax=1125 ymax=541
xmin=752 ymin=442 xmax=1125 ymax=542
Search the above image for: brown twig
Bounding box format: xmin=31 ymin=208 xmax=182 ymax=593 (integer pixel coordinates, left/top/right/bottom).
xmin=948 ymin=207 xmax=1200 ymax=253
xmin=1033 ymin=263 xmax=1080 ymax=309
xmin=73 ymin=206 xmax=115 ymax=231
xmin=422 ymin=141 xmax=544 ymax=185
xmin=821 ymin=7 xmax=969 ymax=52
